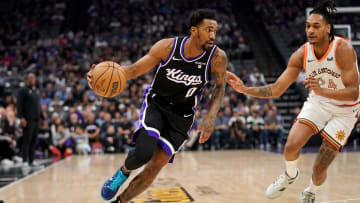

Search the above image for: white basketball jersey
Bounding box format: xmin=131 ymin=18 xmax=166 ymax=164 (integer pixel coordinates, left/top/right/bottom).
xmin=303 ymin=36 xmax=360 ymax=106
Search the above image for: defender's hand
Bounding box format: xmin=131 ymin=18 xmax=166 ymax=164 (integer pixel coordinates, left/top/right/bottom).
xmin=87 ymin=64 xmax=96 ymax=89
xmin=198 ymin=117 xmax=215 ymax=143
xmin=225 ymin=71 xmax=246 ymax=93
xmin=304 ymin=77 xmax=323 ymax=95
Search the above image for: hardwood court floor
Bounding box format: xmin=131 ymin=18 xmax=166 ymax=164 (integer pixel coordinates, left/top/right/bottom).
xmin=0 ymin=150 xmax=360 ymax=203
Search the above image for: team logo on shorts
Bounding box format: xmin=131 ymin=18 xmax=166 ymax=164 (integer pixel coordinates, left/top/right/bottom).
xmin=335 ymin=130 xmax=346 ymax=142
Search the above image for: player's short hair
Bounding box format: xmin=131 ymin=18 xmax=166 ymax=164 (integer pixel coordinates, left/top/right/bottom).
xmin=188 ymin=9 xmax=217 ymax=28
xmin=310 ymin=0 xmax=337 ymax=41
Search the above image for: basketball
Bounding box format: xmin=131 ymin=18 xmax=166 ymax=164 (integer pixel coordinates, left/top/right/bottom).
xmin=90 ymin=61 xmax=127 ymax=97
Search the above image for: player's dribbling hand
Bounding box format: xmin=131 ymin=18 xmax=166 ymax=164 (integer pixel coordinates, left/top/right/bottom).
xmin=87 ymin=64 xmax=96 ymax=89
xmin=225 ymin=71 xmax=246 ymax=93
xmin=198 ymin=118 xmax=215 ymax=143
xmin=304 ymin=77 xmax=322 ymax=95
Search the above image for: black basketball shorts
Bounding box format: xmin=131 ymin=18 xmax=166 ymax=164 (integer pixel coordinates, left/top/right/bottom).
xmin=133 ymin=87 xmax=195 ymax=158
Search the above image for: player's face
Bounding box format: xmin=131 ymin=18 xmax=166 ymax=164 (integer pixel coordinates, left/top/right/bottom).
xmin=193 ymin=19 xmax=218 ymax=51
xmin=305 ymin=14 xmax=331 ymax=45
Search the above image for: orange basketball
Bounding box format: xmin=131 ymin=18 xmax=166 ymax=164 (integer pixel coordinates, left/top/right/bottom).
xmin=90 ymin=61 xmax=127 ymax=97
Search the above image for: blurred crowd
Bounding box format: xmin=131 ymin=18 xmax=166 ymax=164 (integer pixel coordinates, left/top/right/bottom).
xmin=253 ymin=0 xmax=360 ymax=51
xmin=4 ymin=0 xmax=345 ymax=167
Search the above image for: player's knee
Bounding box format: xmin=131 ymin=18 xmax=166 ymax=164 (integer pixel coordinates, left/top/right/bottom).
xmin=134 ymin=148 xmax=155 ymax=164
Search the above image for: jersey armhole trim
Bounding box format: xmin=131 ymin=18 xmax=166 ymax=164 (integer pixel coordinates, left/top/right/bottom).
xmin=334 ymin=38 xmax=343 ymax=70
xmin=205 ymin=45 xmax=217 ymax=83
xmin=160 ymin=37 xmax=178 ymax=67
xmin=303 ymin=43 xmax=308 ymax=70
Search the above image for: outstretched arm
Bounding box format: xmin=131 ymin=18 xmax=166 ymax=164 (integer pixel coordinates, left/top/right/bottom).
xmin=87 ymin=38 xmax=174 ymax=87
xmin=226 ymin=46 xmax=304 ymax=98
xmin=198 ymin=48 xmax=227 ymax=143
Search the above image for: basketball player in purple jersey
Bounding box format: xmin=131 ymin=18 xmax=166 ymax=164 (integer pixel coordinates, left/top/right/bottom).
xmin=88 ymin=9 xmax=227 ymax=203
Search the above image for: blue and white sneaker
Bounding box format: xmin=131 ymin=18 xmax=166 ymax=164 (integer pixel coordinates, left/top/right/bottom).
xmin=101 ymin=168 xmax=129 ymax=200
xmin=300 ymin=191 xmax=315 ymax=203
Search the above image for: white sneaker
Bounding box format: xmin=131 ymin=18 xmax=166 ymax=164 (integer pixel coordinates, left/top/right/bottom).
xmin=300 ymin=191 xmax=315 ymax=203
xmin=266 ymin=168 xmax=300 ymax=199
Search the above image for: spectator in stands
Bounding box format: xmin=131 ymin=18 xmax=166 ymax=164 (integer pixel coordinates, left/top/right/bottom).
xmin=247 ymin=107 xmax=266 ymax=149
xmin=101 ymin=125 xmax=121 ymax=153
xmin=63 ymin=92 xmax=75 ymax=107
xmin=52 ymin=123 xmax=72 ymax=157
xmin=55 ymin=84 xmax=68 ymax=102
xmin=40 ymin=91 xmax=51 ymax=108
xmin=223 ymin=106 xmax=232 ymax=120
xmin=118 ymin=115 xmax=133 ymax=152
xmin=264 ymin=109 xmax=284 ymax=150
xmin=0 ymin=107 xmax=19 ymax=166
xmin=234 ymin=101 xmax=250 ymax=116
xmin=249 ymin=66 xmax=267 ymax=87
xmin=37 ymin=119 xmax=61 ymax=157
xmin=212 ymin=110 xmax=230 ymax=150
xmin=72 ymin=125 xmax=90 ymax=155
xmin=228 ymin=109 xmax=250 ymax=149
xmin=67 ymin=112 xmax=81 ymax=133
xmin=84 ymin=112 xmax=100 ymax=144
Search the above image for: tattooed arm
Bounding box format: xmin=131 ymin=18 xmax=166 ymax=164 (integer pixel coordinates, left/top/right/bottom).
xmin=226 ymin=45 xmax=305 ymax=98
xmin=198 ymin=48 xmax=227 ymax=143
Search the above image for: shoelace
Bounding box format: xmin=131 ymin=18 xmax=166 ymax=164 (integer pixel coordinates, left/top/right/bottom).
xmin=272 ymin=174 xmax=286 ymax=187
xmin=109 ymin=171 xmax=125 ymax=190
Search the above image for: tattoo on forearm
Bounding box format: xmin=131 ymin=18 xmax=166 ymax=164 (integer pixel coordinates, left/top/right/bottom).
xmin=208 ymin=80 xmax=225 ymax=117
xmin=258 ymin=86 xmax=272 ymax=97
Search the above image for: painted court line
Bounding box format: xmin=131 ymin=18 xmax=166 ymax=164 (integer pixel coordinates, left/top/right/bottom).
xmin=319 ymin=197 xmax=360 ymax=203
xmin=0 ymin=158 xmax=66 ymax=192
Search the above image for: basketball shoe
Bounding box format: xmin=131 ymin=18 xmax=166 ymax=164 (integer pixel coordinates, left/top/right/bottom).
xmin=265 ymin=168 xmax=300 ymax=199
xmin=101 ymin=168 xmax=130 ymax=200
xmin=300 ymin=191 xmax=315 ymax=203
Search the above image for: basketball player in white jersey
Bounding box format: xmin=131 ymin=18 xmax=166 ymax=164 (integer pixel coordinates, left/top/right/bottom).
xmin=226 ymin=0 xmax=359 ymax=202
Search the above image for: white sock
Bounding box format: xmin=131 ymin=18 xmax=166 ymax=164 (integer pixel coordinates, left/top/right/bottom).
xmin=285 ymin=159 xmax=298 ymax=178
xmin=304 ymin=178 xmax=320 ymax=194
